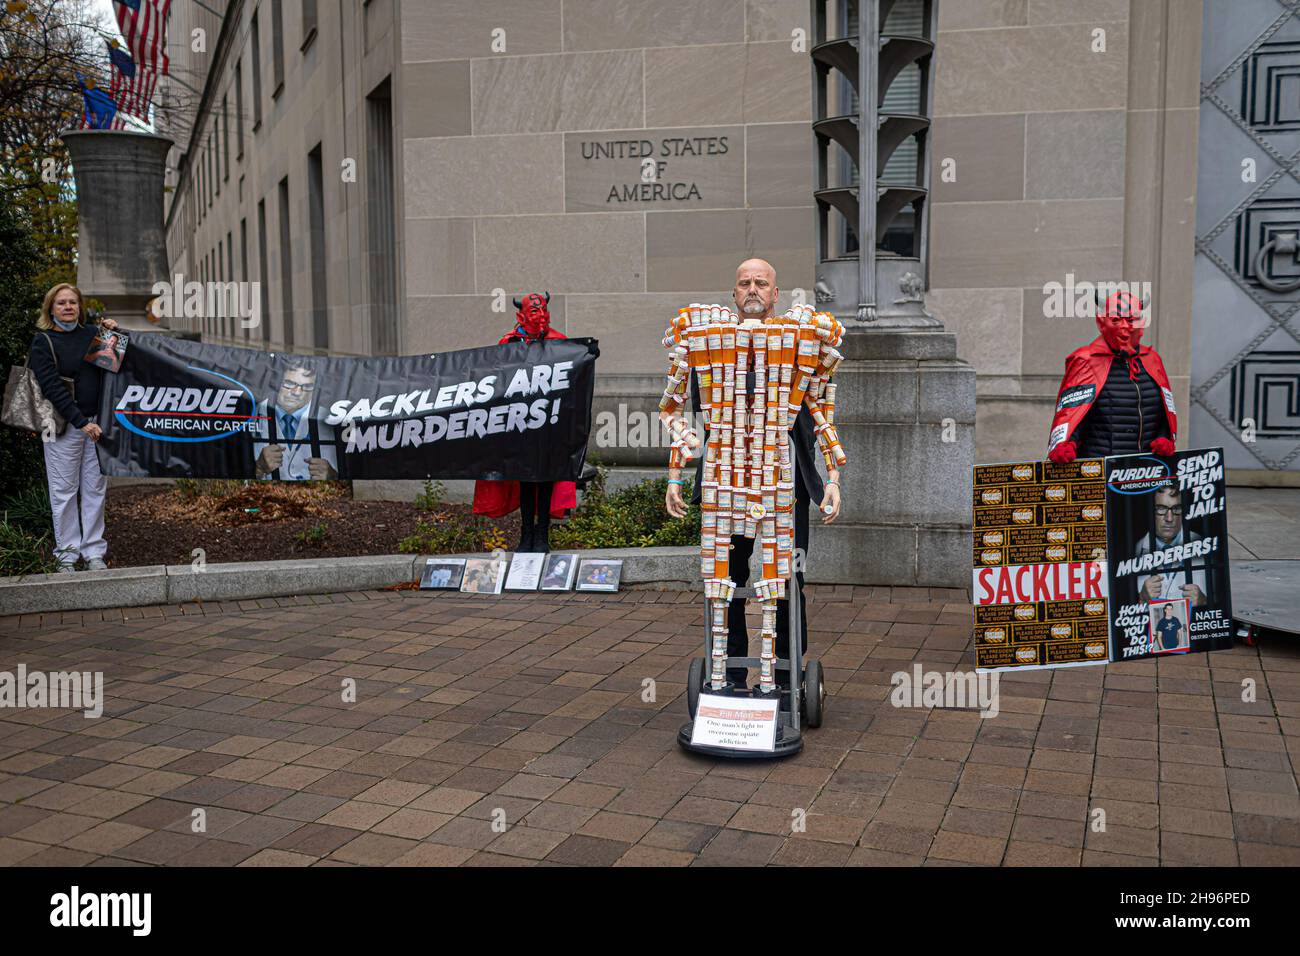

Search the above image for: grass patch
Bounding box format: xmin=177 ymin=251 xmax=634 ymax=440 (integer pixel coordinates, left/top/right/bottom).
xmin=0 ymin=485 xmax=59 ymax=575
xmin=0 ymin=518 xmax=60 ymax=576
xmin=398 ymin=512 xmax=509 ymax=555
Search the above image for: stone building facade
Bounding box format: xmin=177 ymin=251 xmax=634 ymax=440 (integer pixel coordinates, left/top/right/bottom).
xmin=160 ymin=0 xmax=1225 ymax=470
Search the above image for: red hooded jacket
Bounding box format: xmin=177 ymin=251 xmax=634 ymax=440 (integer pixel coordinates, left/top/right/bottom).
xmin=1048 ymin=336 xmax=1177 ymax=456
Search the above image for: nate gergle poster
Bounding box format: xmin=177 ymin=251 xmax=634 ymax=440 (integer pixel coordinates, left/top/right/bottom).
xmin=1104 ymin=448 xmax=1233 ymax=660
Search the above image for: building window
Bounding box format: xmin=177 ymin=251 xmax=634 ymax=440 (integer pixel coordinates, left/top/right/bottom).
xmin=257 ymin=199 xmax=270 ymax=343
xmin=307 ymin=143 xmax=328 ymax=351
xmin=225 ymin=231 xmax=234 ymax=339
xmin=202 ymin=253 xmax=209 ymax=336
xmin=365 ymin=78 xmax=398 ymax=355
xmin=212 ymin=249 xmax=220 ymax=336
xmin=301 ymin=0 xmax=317 ymax=51
xmin=271 ymin=0 xmax=285 ymax=98
xmin=222 ymin=93 xmax=230 ymax=180
xmin=251 ymin=11 xmax=263 ymax=130
xmin=240 ymin=217 xmax=250 ymax=340
xmin=213 ymin=123 xmax=220 ymax=195
xmin=213 ymin=246 xmax=222 ymax=338
xmin=278 ymin=176 xmax=294 ymax=352
xmin=235 ymin=59 xmax=245 ymax=157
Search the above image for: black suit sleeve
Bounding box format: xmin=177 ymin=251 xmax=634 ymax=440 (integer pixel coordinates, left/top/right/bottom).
xmin=794 ymin=406 xmax=824 ymax=505
xmin=689 ymin=370 xmax=704 ymax=505
xmin=28 ymin=333 xmax=86 ymax=429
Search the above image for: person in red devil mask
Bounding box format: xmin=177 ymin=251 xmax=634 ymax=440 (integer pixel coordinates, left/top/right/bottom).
xmin=472 ymin=292 xmax=576 ymax=552
xmin=1046 ymin=289 xmax=1177 ymax=463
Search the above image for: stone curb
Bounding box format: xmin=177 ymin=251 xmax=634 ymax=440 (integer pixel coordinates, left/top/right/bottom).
xmin=0 ymin=547 xmax=699 ymax=617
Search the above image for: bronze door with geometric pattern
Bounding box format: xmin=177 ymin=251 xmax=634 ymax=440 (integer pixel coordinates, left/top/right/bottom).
xmin=1193 ymin=0 xmax=1300 ymax=471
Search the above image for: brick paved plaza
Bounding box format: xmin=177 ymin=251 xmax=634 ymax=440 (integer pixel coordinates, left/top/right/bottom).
xmin=1 ymin=584 xmax=1298 ymax=867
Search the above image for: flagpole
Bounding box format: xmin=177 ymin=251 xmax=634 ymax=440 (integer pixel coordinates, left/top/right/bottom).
xmin=116 ymin=112 xmax=152 ymax=132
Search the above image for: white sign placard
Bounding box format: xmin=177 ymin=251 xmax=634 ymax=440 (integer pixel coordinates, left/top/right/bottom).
xmin=504 ymin=553 xmax=545 ymax=591
xmin=690 ymin=694 xmax=779 ymax=752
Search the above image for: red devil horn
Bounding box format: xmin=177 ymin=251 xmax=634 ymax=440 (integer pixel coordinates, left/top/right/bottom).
xmin=543 ymin=291 xmax=551 ymax=305
xmin=1139 ymin=294 xmax=1150 ymax=312
xmin=513 ymin=297 xmax=523 ymax=310
xmin=1094 ymin=287 xmax=1105 ymax=314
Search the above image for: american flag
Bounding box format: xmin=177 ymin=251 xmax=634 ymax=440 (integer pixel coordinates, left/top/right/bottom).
xmin=106 ymin=42 xmax=143 ymax=122
xmin=112 ymin=64 xmax=160 ymax=121
xmin=112 ymin=0 xmax=172 ymax=77
xmin=106 ymin=0 xmax=171 ymax=125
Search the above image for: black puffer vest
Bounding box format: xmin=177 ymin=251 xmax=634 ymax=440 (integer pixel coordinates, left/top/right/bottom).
xmin=1075 ymin=353 xmax=1168 ymax=457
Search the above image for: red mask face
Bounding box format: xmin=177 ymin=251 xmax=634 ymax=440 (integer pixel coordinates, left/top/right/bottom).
xmin=514 ymin=292 xmax=551 ymax=339
xmin=1096 ymin=290 xmax=1146 ymax=354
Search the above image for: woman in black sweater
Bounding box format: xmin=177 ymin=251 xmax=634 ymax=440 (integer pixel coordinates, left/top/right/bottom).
xmin=28 ymin=283 xmax=119 ymax=571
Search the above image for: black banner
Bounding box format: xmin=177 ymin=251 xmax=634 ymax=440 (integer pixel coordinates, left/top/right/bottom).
xmin=96 ymin=333 xmax=599 ymax=481
xmin=1105 ymin=447 xmax=1233 ymax=661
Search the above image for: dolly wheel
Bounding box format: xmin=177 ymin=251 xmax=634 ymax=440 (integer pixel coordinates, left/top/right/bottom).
xmin=804 ymin=660 xmax=824 ymax=728
xmin=687 ymin=657 xmax=706 ymax=718
xmin=1243 ymin=627 xmax=1258 ymax=648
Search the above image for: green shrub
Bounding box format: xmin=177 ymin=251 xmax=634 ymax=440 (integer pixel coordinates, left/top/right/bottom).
xmin=0 ymin=518 xmax=60 ymax=577
xmin=0 ymin=203 xmax=50 ymax=502
xmin=2 ymin=483 xmax=52 ymax=535
xmin=414 ymin=479 xmax=445 ymax=511
xmin=294 ymin=521 xmax=329 ymax=548
xmin=550 ymin=471 xmax=701 ymax=549
xmin=398 ymin=511 xmax=506 ymax=555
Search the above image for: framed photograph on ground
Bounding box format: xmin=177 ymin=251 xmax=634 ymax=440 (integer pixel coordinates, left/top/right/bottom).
xmin=504 ymin=553 xmax=545 ymax=591
xmin=576 ymin=558 xmax=622 ymax=592
xmin=419 ymin=558 xmax=466 ymax=590
xmin=540 ymin=553 xmax=578 ymax=591
xmin=460 ymin=557 xmax=505 ymax=595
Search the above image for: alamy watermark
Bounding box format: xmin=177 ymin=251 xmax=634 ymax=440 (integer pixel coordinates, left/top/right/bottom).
xmin=149 ymin=274 xmax=261 ymax=328
xmin=0 ymin=664 xmax=103 ymax=718
xmin=1041 ymin=273 xmax=1152 ymax=321
xmin=594 ymin=404 xmax=705 ymax=450
xmin=50 ymin=886 xmax=150 ymax=936
xmin=890 ymin=664 xmax=1000 ymax=718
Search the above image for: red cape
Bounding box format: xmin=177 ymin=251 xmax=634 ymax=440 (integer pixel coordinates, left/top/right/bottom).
xmin=1047 ymin=336 xmax=1177 ymax=455
xmin=472 ymin=479 xmax=576 ymax=518
xmin=472 ymin=326 xmax=577 ymax=518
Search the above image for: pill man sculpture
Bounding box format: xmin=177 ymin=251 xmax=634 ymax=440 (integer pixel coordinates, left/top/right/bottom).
xmin=659 ymin=302 xmax=847 ymax=696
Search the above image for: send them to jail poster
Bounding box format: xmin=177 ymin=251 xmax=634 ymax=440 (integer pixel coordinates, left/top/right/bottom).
xmin=972 ymin=459 xmax=1111 ymax=671
xmin=1104 ymin=447 xmax=1233 ymax=661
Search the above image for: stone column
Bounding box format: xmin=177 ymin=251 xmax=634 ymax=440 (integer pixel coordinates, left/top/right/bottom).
xmin=807 ymin=317 xmax=976 ymax=587
xmin=61 ymin=130 xmax=173 ymax=332
xmin=803 ymin=0 xmax=977 ymax=588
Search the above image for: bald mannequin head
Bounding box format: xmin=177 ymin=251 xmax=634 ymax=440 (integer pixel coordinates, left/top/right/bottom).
xmin=734 ymin=258 xmax=779 ymax=320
